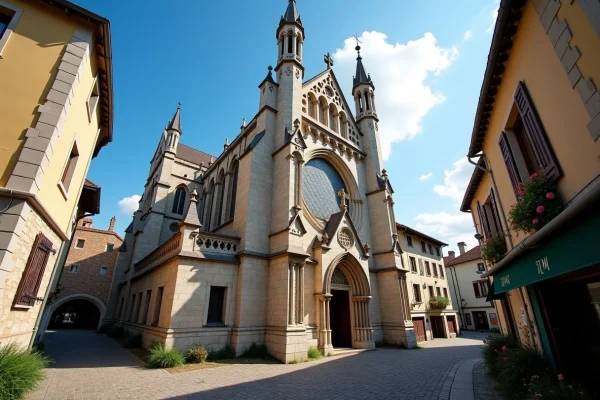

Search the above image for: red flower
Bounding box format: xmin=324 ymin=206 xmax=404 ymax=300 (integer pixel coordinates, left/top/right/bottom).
xmin=530 ymin=172 xmax=539 ymax=179
xmin=558 ymin=373 xmax=564 ymax=381
xmin=501 ymin=345 xmax=507 ymax=351
xmin=533 ymin=218 xmax=539 ymax=225
xmin=494 ymin=349 xmax=499 ymax=353
xmin=536 ymin=205 xmax=545 ymax=214
xmin=546 ymin=192 xmax=555 ymax=200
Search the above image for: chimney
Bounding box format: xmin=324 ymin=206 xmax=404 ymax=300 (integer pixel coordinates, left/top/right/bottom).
xmin=109 ymin=216 xmax=116 ymax=232
xmin=78 ymin=218 xmax=93 ymax=228
xmin=458 ymin=242 xmax=467 ymax=255
xmin=448 ymin=250 xmax=455 ymax=260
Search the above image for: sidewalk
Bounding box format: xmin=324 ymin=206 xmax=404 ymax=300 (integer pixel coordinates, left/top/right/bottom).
xmin=441 ymin=358 xmax=503 ymax=400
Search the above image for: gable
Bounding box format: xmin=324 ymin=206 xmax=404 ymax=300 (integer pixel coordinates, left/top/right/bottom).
xmin=302 ymin=69 xmax=360 ymax=136
xmin=322 ymin=210 xmax=368 ymax=258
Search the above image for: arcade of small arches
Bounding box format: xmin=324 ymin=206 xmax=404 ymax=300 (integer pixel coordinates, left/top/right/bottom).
xmin=278 ymin=29 xmax=303 ymax=61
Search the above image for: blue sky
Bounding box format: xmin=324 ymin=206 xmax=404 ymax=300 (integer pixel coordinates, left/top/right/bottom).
xmin=76 ymin=0 xmax=499 ymax=254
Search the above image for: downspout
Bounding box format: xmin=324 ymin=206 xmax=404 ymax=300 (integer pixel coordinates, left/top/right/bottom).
xmin=467 ymin=153 xmax=536 ymax=347
xmin=449 ymin=266 xmax=466 ymax=332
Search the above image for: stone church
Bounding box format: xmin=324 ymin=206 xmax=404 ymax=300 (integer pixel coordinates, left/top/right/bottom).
xmin=105 ymin=0 xmax=418 ymax=362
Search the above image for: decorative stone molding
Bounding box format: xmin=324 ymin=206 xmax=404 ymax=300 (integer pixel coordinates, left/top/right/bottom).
xmin=535 ymin=0 xmax=600 ymax=139
xmin=6 ymin=29 xmax=94 ymax=194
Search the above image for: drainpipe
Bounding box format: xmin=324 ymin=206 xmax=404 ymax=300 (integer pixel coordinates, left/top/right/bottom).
xmin=467 ymin=153 xmax=536 ymax=347
xmin=449 ymin=266 xmax=466 ymax=332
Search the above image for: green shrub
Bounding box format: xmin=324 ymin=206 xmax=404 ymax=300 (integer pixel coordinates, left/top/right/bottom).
xmin=288 ymin=359 xmax=298 ymax=364
xmin=122 ymin=334 xmax=142 ymax=349
xmin=147 ymin=344 xmax=184 ymax=369
xmin=207 ymin=344 xmax=236 ymax=361
xmin=495 ymin=346 xmax=549 ymax=396
xmin=307 ymin=347 xmax=322 ymax=360
xmin=481 ymin=233 xmax=508 ymax=265
xmin=241 ymin=343 xmax=268 ymax=358
xmin=96 ymin=324 xmax=110 ymax=334
xmin=185 ymin=346 xmax=208 ymax=364
xmin=106 ymin=325 xmax=124 ymax=338
xmin=0 ymin=344 xmax=49 ymax=400
xmin=527 ymin=374 xmax=592 ymax=400
xmin=489 ymin=327 xmax=500 ymax=334
xmin=428 ymin=296 xmax=450 ymax=310
xmin=481 ymin=333 xmax=519 ymax=374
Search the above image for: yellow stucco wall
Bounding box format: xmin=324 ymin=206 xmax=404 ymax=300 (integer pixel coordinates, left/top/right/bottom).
xmin=0 ymin=0 xmax=100 ymax=234
xmin=471 ymin=1 xmax=600 ymax=244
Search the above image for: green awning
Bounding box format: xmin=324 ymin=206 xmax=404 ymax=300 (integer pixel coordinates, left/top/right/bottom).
xmin=492 ymin=207 xmax=600 ymax=294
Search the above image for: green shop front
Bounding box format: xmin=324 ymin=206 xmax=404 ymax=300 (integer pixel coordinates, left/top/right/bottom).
xmin=486 ymin=204 xmax=600 ymax=392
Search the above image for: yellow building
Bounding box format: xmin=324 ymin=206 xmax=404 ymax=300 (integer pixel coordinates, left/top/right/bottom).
xmin=461 ymin=0 xmax=600 ymax=392
xmin=0 ymin=0 xmax=112 ymax=348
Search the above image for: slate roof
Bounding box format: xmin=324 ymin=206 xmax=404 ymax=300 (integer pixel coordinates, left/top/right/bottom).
xmin=167 ymin=104 xmax=182 ymax=134
xmin=353 ymin=53 xmax=371 ymax=88
xmin=444 ymin=246 xmax=482 ymax=267
xmin=282 ymin=0 xmax=301 ymax=24
xmin=176 ymin=143 xmax=214 ymax=166
xmin=396 ymin=223 xmax=448 ymax=246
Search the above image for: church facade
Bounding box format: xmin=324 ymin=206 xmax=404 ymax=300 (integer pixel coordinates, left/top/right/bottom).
xmin=105 ymin=0 xmax=419 ymax=363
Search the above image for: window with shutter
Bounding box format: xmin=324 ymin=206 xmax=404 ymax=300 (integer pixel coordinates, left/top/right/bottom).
xmin=499 ymin=131 xmax=521 ymax=197
xmin=473 ymin=282 xmax=481 ymax=298
xmin=477 ymin=201 xmax=489 ymax=239
xmin=13 ymin=233 xmax=55 ymax=307
xmin=514 ymin=82 xmax=562 ymax=182
xmin=489 ymin=189 xmax=503 ymax=234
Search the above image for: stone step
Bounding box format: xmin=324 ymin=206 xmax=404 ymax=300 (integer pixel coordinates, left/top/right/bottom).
xmin=332 ymin=347 xmax=374 ymax=356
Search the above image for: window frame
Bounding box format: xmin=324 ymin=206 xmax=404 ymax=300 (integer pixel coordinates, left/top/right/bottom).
xmin=436 ymin=287 xmax=442 ymax=297
xmin=75 ymin=239 xmax=85 ymax=249
xmin=409 ymin=257 xmax=418 ymax=273
xmin=0 ymin=2 xmax=23 ymax=58
xmin=439 ymin=264 xmax=444 ymax=279
xmin=206 ymin=286 xmax=227 ymax=326
xmin=58 ymin=141 xmax=80 ymax=197
xmin=13 ymin=233 xmax=54 ymax=308
xmin=477 ymin=263 xmax=486 ymax=272
xmin=106 ymin=243 xmax=114 ymax=253
xmin=406 ymin=235 xmax=413 ymax=247
xmin=99 ymin=266 xmax=108 ymax=275
xmin=443 ymin=288 xmax=448 ymax=298
xmin=425 ymin=261 xmax=431 ymax=276
xmin=421 ymin=241 xmax=426 ymax=252
xmin=86 ymin=76 xmax=100 ymax=122
xmin=428 ymin=244 xmax=433 ymax=255
xmin=432 ymin=263 xmax=438 ymax=278
xmin=69 ymin=263 xmax=80 ymax=273
xmin=172 ymin=186 xmax=187 ymax=215
xmin=428 ymin=285 xmax=434 ymax=298
xmin=465 ymin=313 xmax=472 ymax=325
xmin=435 ymin=246 xmax=440 ymax=256
xmin=412 ymin=283 xmax=422 ymax=303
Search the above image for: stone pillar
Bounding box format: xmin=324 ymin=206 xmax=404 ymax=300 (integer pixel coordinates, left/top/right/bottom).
xmin=288 ymin=262 xmax=296 ymax=325
xmin=296 ymin=263 xmax=304 ymax=324
xmin=291 ymin=32 xmax=297 ymax=56
xmin=323 ymin=105 xmax=329 ymax=127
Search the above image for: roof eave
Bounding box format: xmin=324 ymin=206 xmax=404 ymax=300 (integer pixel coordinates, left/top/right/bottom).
xmin=396 ymin=223 xmax=448 ymax=247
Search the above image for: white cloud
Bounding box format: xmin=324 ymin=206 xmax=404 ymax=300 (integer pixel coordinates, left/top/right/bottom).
xmin=419 ymin=172 xmax=433 ymax=181
xmin=414 ymin=211 xmax=479 ymax=254
xmin=433 ymin=158 xmax=474 ymax=204
xmin=118 ymin=195 xmax=141 ymax=216
xmin=464 ymin=30 xmax=473 ymax=40
xmin=488 ymin=0 xmax=500 ymax=32
xmin=334 ymin=31 xmax=458 ymax=159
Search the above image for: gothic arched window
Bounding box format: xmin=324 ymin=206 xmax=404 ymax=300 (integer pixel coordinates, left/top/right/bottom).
xmin=216 ymin=170 xmax=226 ymax=227
xmin=228 ymin=161 xmax=239 ymax=219
xmin=302 ymin=158 xmax=348 ymax=219
xmin=172 ymin=187 xmax=186 ymax=215
xmin=287 ymin=32 xmax=293 ymax=53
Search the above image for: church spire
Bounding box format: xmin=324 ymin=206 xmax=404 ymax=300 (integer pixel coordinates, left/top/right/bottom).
xmin=353 ymin=44 xmax=372 ymax=89
xmin=281 ymin=0 xmax=301 ymax=25
xmin=167 ymin=102 xmax=182 ymax=134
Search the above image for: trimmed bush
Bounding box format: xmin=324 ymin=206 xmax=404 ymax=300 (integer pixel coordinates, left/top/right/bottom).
xmin=428 ymin=296 xmax=450 ymax=310
xmin=147 ymin=344 xmax=184 ymax=369
xmin=481 ymin=333 xmax=519 ymax=374
xmin=106 ymin=325 xmax=124 ymax=338
xmin=241 ymin=343 xmax=268 ymax=358
xmin=185 ymin=346 xmax=208 ymax=364
xmin=0 ymin=344 xmax=48 ymax=400
xmin=307 ymin=347 xmax=322 ymax=360
xmin=122 ymin=334 xmax=142 ymax=349
xmin=207 ymin=344 xmax=235 ymax=361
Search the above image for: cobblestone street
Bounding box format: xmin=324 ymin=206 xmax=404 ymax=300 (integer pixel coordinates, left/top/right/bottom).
xmin=26 ymin=330 xmax=501 ymax=400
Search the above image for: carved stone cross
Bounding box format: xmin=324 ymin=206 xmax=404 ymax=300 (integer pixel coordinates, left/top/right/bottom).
xmin=338 ymin=188 xmax=348 ymax=211
xmin=324 ymin=53 xmax=334 ymax=69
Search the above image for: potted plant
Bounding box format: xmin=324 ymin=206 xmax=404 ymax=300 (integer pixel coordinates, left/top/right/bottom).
xmin=481 ymin=233 xmax=507 ymax=265
xmin=508 ymin=172 xmax=563 ymax=234
xmin=429 ymin=296 xmax=449 ymax=310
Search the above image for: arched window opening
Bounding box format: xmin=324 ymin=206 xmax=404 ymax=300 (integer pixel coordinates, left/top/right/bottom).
xmin=204 ymin=181 xmax=215 ymax=230
xmin=287 ymin=33 xmax=293 ymax=54
xmin=172 ymin=187 xmax=187 ymax=215
xmin=229 ymin=161 xmax=239 ymax=219
xmin=296 ymin=36 xmax=300 ymax=56
xmin=358 ymin=94 xmax=364 ymax=113
xmin=329 ymin=105 xmax=338 ymax=132
xmin=280 ymin=38 xmax=284 ymax=56
xmin=319 ymin=99 xmax=326 ymax=124
xmin=365 ymin=92 xmax=371 ymax=111
xmin=340 ymin=113 xmax=348 ymax=139
xmin=308 ymin=97 xmax=315 ymax=118
xmin=216 ymin=171 xmax=226 ymax=227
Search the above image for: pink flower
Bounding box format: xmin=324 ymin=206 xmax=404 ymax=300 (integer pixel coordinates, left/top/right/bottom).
xmin=530 ymin=173 xmax=539 ymax=179
xmin=558 ymin=373 xmax=564 ymax=381
xmin=494 ymin=349 xmax=499 ymax=353
xmin=501 ymin=345 xmax=507 ymax=351
xmin=503 ymin=357 xmax=509 ymax=361
xmin=536 ymin=205 xmax=545 ymax=213
xmin=533 ymin=218 xmax=539 ymax=225
xmin=546 ymin=192 xmax=555 ymax=200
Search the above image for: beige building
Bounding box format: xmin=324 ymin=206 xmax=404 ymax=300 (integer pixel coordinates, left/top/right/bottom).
xmin=105 ymin=1 xmax=421 ymax=363
xmin=0 ymin=0 xmax=112 ymax=348
xmin=396 ymin=225 xmax=458 ymax=342
xmin=444 ymin=243 xmax=499 ymax=332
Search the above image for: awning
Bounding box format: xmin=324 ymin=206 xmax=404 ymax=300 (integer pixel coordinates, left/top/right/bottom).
xmin=492 ymin=207 xmax=600 ymax=294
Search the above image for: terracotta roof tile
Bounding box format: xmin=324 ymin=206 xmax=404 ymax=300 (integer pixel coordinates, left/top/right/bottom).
xmin=176 ymin=143 xmax=214 ymax=166
xmin=84 ymin=178 xmax=100 ymax=189
xmin=444 ymin=246 xmax=482 ymax=267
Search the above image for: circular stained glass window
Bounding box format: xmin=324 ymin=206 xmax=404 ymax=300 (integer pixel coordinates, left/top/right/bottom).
xmin=302 ymin=158 xmax=347 ymax=219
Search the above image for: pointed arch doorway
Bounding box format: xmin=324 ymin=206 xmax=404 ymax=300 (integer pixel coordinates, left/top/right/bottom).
xmin=319 ymin=253 xmax=374 ymax=352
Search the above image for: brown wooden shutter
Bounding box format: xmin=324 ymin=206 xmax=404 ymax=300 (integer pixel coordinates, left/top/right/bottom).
xmin=489 ymin=189 xmax=503 ymax=234
xmin=473 ymin=282 xmax=481 ymax=298
xmin=499 ymin=131 xmax=521 ymax=197
xmin=514 ymin=81 xmax=562 ymax=182
xmin=13 ymin=233 xmax=55 ymax=307
xmin=477 ymin=201 xmax=490 ymax=239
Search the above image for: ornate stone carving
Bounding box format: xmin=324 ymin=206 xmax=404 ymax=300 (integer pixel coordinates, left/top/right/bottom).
xmin=331 ymin=268 xmax=349 ymax=285
xmin=295 ymin=68 xmax=300 ymax=79
xmin=286 ymin=66 xmax=292 ymax=76
xmin=338 ymin=227 xmax=353 ymax=249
